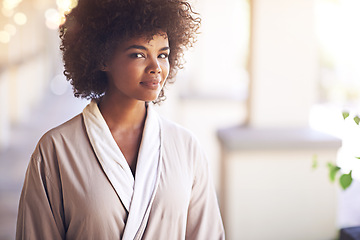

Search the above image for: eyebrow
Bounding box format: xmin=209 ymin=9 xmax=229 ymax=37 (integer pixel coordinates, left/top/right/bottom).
xmin=125 ymin=45 xmax=170 ymax=51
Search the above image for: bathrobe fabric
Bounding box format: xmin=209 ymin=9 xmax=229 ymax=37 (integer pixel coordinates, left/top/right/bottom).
xmin=16 ymin=102 xmax=225 ymax=240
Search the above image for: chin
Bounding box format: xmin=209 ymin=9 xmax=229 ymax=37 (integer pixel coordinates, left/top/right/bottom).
xmin=138 ymin=94 xmax=160 ymax=102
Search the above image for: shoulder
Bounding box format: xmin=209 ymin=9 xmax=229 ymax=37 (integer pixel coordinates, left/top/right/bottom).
xmin=32 ymin=114 xmax=85 ymax=160
xmin=159 ymin=115 xmax=198 ymax=143
xmin=40 ymin=114 xmax=84 ymax=142
xmin=157 ymin=115 xmax=205 ymax=157
xmin=26 ymin=114 xmax=86 ymax=184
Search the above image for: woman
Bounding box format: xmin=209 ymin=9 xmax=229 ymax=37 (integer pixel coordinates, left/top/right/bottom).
xmin=16 ymin=0 xmax=225 ymax=239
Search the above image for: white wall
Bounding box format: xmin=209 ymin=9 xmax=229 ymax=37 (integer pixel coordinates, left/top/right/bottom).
xmin=249 ymin=0 xmax=318 ymax=128
xmin=223 ymin=149 xmax=338 ymax=240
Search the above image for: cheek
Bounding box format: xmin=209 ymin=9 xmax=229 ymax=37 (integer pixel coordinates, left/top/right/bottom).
xmin=162 ymin=62 xmax=170 ymax=79
xmin=113 ymin=64 xmax=142 ymax=80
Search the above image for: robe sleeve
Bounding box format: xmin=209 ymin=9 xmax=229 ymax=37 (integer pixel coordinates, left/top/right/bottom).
xmin=185 ymin=142 xmax=225 ymax=240
xmin=16 ymin=150 xmax=65 ymax=240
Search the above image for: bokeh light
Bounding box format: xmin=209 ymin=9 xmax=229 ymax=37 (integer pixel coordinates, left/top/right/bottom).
xmin=0 ymin=31 xmax=11 ymax=44
xmin=2 ymin=0 xmax=22 ymax=11
xmin=4 ymin=24 xmax=17 ymax=36
xmin=45 ymin=0 xmax=78 ymax=30
xmin=56 ymin=0 xmax=78 ymax=13
xmin=13 ymin=12 xmax=27 ymax=25
xmin=45 ymin=8 xmax=61 ymax=30
xmin=1 ymin=7 xmax=14 ymax=17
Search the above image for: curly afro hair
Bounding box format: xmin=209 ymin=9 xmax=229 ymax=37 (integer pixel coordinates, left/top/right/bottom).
xmin=59 ymin=0 xmax=201 ymax=102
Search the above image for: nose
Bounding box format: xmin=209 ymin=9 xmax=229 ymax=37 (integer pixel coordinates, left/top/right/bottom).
xmin=146 ymin=57 xmax=162 ymax=74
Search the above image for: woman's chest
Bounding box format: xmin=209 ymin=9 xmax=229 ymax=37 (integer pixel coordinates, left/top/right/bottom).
xmin=150 ymin=150 xmax=194 ymax=216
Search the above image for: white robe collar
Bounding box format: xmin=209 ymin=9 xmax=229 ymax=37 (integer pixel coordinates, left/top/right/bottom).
xmin=82 ymin=100 xmax=162 ymax=240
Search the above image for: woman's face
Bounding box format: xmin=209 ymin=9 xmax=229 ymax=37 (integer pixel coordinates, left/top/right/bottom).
xmin=103 ymin=32 xmax=170 ymax=103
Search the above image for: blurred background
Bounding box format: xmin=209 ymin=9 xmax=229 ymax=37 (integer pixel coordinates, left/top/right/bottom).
xmin=0 ymin=0 xmax=360 ymax=239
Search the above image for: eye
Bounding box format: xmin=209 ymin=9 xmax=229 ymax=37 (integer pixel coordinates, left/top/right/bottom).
xmin=158 ymin=53 xmax=169 ymax=59
xmin=130 ymin=53 xmax=145 ymax=58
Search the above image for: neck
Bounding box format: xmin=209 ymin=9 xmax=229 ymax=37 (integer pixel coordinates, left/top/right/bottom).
xmin=98 ymin=95 xmax=147 ymax=132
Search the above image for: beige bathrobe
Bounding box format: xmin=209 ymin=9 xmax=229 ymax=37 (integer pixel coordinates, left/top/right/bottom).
xmin=16 ymin=101 xmax=225 ymax=240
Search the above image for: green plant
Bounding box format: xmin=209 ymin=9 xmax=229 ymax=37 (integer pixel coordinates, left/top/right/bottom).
xmin=312 ymin=111 xmax=359 ymax=190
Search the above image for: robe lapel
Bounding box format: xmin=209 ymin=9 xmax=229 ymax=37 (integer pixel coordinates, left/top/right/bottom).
xmin=122 ymin=104 xmax=162 ymax=240
xmin=82 ymin=101 xmax=162 ymax=240
xmin=82 ymin=101 xmax=134 ymax=212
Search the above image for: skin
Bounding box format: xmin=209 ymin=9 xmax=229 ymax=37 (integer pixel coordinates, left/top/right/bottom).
xmin=98 ymin=32 xmax=170 ymax=176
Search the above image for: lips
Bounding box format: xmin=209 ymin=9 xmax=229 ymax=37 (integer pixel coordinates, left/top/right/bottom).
xmin=140 ymin=79 xmax=161 ymax=90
